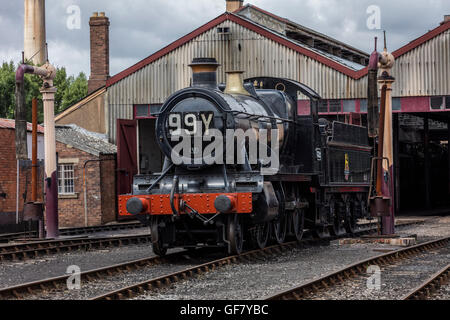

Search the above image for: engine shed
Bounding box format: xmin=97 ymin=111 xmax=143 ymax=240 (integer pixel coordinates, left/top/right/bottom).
xmin=55 ymin=1 xmax=450 ymax=216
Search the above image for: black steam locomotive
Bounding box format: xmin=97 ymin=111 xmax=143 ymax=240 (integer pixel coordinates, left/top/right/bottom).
xmin=121 ymin=58 xmax=372 ymax=256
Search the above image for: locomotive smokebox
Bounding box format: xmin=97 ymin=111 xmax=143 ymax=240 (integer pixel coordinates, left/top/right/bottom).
xmin=189 ymin=58 xmax=220 ymax=89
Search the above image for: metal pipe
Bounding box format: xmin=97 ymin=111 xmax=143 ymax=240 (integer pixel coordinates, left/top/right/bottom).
xmin=424 ymin=115 xmax=431 ymax=208
xmin=367 ymin=37 xmax=380 ymax=138
xmin=24 ymin=0 xmax=46 ymax=65
xmin=376 ymin=85 xmax=387 ymax=196
xmin=32 ymin=98 xmax=38 ymax=201
xmin=34 ymin=62 xmax=58 ymax=238
xmin=16 ymin=160 xmax=20 ymax=224
xmin=145 ymin=163 xmax=174 ymax=193
xmin=170 ymin=175 xmax=179 ymax=216
xmin=15 ymin=64 xmax=34 ymax=161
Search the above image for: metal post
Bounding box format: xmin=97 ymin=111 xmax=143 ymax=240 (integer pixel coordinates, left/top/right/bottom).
xmin=423 ymin=114 xmax=431 ymax=209
xmin=16 ymin=160 xmax=20 ymax=224
xmin=32 ymin=98 xmax=38 ymax=201
xmin=377 ymin=32 xmax=396 ymax=235
xmin=448 ymin=119 xmax=450 ymax=197
xmin=393 ymin=114 xmax=400 ymax=213
xmin=41 ymin=84 xmax=59 ymax=238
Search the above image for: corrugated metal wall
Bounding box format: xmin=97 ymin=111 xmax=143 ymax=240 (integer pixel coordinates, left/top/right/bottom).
xmin=391 ymin=30 xmax=450 ymax=97
xmin=107 ymin=21 xmax=449 ymax=142
xmin=107 ymin=20 xmax=367 ymax=142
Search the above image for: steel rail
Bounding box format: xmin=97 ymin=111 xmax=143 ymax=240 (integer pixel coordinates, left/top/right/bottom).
xmin=0 ymin=222 xmax=145 ymax=242
xmin=0 ymin=220 xmax=423 ymax=299
xmin=91 ymin=242 xmax=301 ymax=300
xmin=89 ymin=222 xmax=400 ymax=301
xmin=0 ymin=218 xmax=422 ymax=244
xmin=0 ymin=231 xmax=36 ymax=242
xmin=60 ymin=222 xmax=146 ymax=236
xmin=402 ymin=264 xmax=450 ymax=300
xmin=0 ymin=219 xmax=423 ymax=263
xmin=265 ymin=236 xmax=450 ymax=300
xmin=0 ymin=234 xmax=152 ymax=261
xmin=0 ymin=249 xmax=196 ymax=300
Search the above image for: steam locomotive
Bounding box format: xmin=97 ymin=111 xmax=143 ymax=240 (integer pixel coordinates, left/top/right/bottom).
xmin=119 ymin=58 xmax=372 ymax=256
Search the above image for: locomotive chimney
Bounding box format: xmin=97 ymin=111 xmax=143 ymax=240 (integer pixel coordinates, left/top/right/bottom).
xmin=189 ymin=58 xmax=220 ymax=89
xmin=226 ymin=0 xmax=244 ymax=12
xmin=224 ymin=71 xmax=250 ymax=96
xmin=88 ymin=11 xmax=110 ymax=94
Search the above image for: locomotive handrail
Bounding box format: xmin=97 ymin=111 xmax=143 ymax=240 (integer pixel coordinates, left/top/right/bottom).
xmin=226 ymin=109 xmax=296 ymax=124
xmin=145 ymin=163 xmax=174 ymax=193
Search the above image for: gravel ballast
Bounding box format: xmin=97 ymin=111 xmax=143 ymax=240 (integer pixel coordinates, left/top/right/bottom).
xmin=307 ymin=247 xmax=450 ymax=300
xmin=0 ymin=216 xmax=448 ymax=300
xmin=136 ymin=216 xmax=450 ymax=300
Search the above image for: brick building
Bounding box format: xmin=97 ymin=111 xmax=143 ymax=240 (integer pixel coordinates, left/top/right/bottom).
xmin=0 ymin=119 xmax=45 ymax=230
xmin=55 ymin=124 xmax=117 ymax=227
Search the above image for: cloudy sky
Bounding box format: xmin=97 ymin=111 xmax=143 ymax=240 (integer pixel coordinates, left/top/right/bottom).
xmin=1 ymin=0 xmax=449 ymax=77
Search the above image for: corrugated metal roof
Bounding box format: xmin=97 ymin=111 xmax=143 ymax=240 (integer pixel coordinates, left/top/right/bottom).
xmin=55 ymin=124 xmax=117 ymax=156
xmin=236 ymin=4 xmax=370 ymax=59
xmin=0 ymin=118 xmax=44 ymax=134
xmin=106 ymin=11 xmax=450 ymax=87
xmin=235 ymin=14 xmax=366 ymax=71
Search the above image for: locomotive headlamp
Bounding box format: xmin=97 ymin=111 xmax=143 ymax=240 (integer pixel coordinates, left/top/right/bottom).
xmin=126 ymin=197 xmax=149 ymax=215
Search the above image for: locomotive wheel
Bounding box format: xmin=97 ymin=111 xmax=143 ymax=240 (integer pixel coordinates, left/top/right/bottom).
xmin=272 ymin=214 xmax=287 ymax=244
xmin=360 ymin=199 xmax=370 ymax=219
xmin=344 ymin=201 xmax=357 ymax=234
xmin=251 ymin=222 xmax=270 ymax=249
xmin=151 ymin=217 xmax=167 ymax=257
xmin=291 ymin=208 xmax=305 ymax=241
xmin=330 ymin=217 xmax=346 ymax=236
xmin=227 ymin=214 xmax=244 ymax=255
xmin=272 ymin=190 xmax=287 ymax=244
xmin=329 ymin=199 xmax=346 ymax=236
xmin=314 ymin=226 xmax=330 ymax=239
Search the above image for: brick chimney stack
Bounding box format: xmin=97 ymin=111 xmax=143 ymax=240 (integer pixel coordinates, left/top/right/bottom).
xmin=88 ymin=12 xmax=110 ymax=94
xmin=226 ymin=0 xmax=244 ymax=12
xmin=443 ymin=15 xmax=450 ymax=24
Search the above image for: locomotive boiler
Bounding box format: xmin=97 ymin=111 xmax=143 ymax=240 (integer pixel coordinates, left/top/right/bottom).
xmin=119 ymin=58 xmax=372 ymax=256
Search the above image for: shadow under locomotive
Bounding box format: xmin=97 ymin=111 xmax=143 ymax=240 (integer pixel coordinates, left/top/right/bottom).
xmin=119 ymin=58 xmax=372 ymax=256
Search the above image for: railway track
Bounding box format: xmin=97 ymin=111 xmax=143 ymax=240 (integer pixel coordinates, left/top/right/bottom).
xmin=265 ymin=236 xmax=450 ymax=300
xmin=88 ymin=222 xmax=414 ymax=300
xmin=0 ymin=234 xmax=152 ymax=262
xmin=0 ymin=222 xmax=145 ymax=243
xmin=0 ymin=249 xmax=200 ymax=300
xmin=402 ymin=264 xmax=450 ymax=300
xmin=0 ymin=220 xmax=424 ymax=300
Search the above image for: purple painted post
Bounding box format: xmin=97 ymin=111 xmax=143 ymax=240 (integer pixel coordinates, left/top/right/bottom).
xmin=41 ymin=83 xmax=59 ymax=238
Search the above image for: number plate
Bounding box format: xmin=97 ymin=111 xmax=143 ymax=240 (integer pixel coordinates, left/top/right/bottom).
xmin=168 ymin=111 xmax=214 ymax=135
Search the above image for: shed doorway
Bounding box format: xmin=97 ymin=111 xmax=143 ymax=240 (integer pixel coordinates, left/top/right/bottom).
xmin=138 ymin=118 xmax=164 ymax=174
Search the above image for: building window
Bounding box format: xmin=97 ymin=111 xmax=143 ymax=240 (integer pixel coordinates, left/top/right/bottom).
xmin=58 ymin=164 xmax=75 ymax=195
xmin=318 ymin=100 xmax=328 ymax=113
xmin=343 ymin=100 xmax=356 ymax=113
xmin=430 ymin=96 xmax=444 ymax=110
xmin=134 ymin=104 xmax=162 ymax=119
xmin=329 ymin=100 xmax=342 ymax=113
